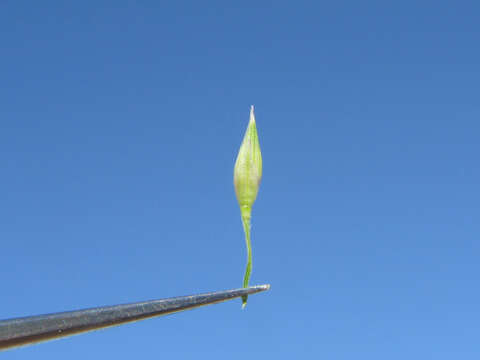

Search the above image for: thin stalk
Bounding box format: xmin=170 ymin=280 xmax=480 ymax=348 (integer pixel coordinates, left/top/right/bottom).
xmin=241 ymin=207 xmax=252 ymax=308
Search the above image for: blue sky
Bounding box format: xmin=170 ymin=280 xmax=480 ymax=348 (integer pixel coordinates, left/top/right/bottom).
xmin=1 ymin=1 xmax=480 ymax=358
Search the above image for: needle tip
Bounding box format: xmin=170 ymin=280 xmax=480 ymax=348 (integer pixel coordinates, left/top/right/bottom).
xmin=247 ymin=284 xmax=270 ymax=293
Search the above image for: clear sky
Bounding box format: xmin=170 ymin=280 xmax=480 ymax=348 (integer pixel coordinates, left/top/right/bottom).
xmin=1 ymin=1 xmax=479 ymax=359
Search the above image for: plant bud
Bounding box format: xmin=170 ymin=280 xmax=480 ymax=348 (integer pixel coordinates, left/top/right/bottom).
xmin=233 ymin=105 xmax=262 ymax=217
xmin=234 ymin=105 xmax=262 ymax=308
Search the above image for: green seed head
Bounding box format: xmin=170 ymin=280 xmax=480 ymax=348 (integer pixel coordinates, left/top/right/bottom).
xmin=234 ymin=106 xmax=262 ymax=215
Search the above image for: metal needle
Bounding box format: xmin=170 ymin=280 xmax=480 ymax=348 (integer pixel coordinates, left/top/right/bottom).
xmin=0 ymin=284 xmax=270 ymax=351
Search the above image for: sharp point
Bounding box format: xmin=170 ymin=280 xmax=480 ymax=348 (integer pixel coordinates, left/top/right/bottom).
xmin=247 ymin=284 xmax=270 ymax=293
xmin=249 ymin=105 xmax=255 ymax=122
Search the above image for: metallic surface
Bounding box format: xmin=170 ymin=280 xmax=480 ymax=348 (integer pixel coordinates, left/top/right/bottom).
xmin=0 ymin=284 xmax=270 ymax=351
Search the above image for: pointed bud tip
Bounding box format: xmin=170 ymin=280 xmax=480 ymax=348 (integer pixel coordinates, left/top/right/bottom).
xmin=249 ymin=105 xmax=255 ymax=123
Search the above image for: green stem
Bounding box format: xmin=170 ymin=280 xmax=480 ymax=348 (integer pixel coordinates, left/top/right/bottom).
xmin=241 ymin=207 xmax=252 ymax=308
